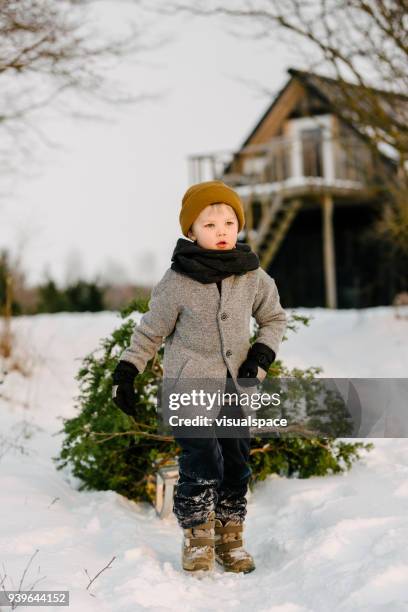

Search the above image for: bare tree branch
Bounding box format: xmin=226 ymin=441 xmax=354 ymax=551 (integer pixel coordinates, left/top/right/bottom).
xmin=0 ymin=0 xmax=166 ymax=177
xmin=84 ymin=555 xmax=116 ymax=592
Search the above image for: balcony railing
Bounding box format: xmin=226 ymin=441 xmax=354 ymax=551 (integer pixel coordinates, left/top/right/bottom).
xmin=188 ymin=132 xmax=376 ymax=190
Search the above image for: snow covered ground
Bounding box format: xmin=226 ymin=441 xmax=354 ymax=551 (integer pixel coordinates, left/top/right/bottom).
xmin=1 ymin=306 xmax=408 ymax=611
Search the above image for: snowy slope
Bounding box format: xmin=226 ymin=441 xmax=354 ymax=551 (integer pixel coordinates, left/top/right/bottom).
xmin=1 ymin=307 xmax=408 ymax=611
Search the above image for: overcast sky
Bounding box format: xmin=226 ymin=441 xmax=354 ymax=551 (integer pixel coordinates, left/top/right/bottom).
xmin=1 ymin=1 xmax=294 ymax=288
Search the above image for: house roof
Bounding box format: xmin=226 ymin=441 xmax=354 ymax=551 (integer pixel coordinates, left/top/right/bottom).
xmin=237 ymin=67 xmax=408 ymax=152
xmin=288 ymin=67 xmax=408 ymax=103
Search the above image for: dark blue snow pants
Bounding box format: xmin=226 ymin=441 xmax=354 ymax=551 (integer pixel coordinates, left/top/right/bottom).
xmin=173 ymin=380 xmax=252 ymax=529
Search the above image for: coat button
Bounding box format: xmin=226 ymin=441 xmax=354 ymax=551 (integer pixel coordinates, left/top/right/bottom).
xmin=221 ymin=312 xmax=228 ymax=320
xmin=226 ymin=350 xmax=232 ymax=357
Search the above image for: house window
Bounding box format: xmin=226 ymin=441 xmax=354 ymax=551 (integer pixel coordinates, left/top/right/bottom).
xmin=301 ymin=127 xmax=324 ymax=177
xmin=287 ymin=114 xmax=335 ymax=181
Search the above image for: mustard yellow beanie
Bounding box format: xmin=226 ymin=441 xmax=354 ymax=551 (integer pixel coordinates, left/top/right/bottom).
xmin=179 ymin=180 xmax=245 ymax=237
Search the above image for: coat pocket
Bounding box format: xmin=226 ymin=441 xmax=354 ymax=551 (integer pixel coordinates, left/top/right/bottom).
xmin=176 ymin=357 xmax=191 ymax=381
xmin=164 ymin=357 xmax=191 ymax=392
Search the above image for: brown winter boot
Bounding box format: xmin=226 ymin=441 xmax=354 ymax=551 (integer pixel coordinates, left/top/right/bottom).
xmin=214 ymin=519 xmax=255 ymax=574
xmin=182 ymin=511 xmax=215 ymax=572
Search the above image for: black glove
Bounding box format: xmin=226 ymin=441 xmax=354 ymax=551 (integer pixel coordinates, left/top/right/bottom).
xmin=112 ymin=360 xmax=140 ymax=417
xmin=238 ymin=343 xmax=276 ymax=388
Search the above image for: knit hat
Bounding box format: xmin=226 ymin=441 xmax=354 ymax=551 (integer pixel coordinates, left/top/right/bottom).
xmin=179 ymin=180 xmax=245 ymax=237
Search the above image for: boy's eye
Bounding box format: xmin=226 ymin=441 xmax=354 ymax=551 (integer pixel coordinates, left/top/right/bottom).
xmin=205 ymin=222 xmax=234 ymax=227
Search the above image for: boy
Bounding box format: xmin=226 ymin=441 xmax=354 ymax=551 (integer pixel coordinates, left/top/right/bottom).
xmin=112 ymin=180 xmax=287 ymax=574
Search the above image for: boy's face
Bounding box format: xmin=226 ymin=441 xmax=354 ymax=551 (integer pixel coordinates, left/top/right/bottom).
xmin=187 ymin=203 xmax=239 ymax=250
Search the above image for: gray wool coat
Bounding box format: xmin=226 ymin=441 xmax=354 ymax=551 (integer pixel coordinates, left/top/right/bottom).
xmin=120 ymin=267 xmax=287 ymax=396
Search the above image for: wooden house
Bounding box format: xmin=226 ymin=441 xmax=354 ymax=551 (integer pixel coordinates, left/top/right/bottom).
xmin=188 ymin=68 xmax=407 ymax=308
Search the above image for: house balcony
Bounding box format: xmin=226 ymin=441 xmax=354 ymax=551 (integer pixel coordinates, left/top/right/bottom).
xmin=188 ymin=132 xmax=379 ymax=206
